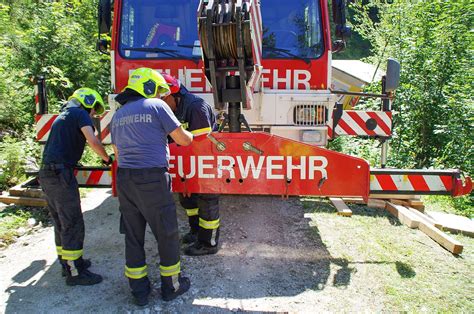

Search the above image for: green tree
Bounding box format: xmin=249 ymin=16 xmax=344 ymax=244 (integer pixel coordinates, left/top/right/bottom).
xmin=351 ymin=0 xmax=473 ymax=175
xmin=0 ymin=0 xmax=110 ymax=132
xmin=0 ymin=0 xmax=110 ymax=188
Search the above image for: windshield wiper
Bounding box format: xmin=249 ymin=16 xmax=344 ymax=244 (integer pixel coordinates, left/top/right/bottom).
xmin=176 ymin=44 xmax=195 ymax=49
xmin=123 ymin=47 xmax=187 ymax=58
xmin=262 ymin=45 xmax=310 ymax=64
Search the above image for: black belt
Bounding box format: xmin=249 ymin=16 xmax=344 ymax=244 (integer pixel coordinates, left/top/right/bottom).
xmin=40 ymin=163 xmax=68 ymax=170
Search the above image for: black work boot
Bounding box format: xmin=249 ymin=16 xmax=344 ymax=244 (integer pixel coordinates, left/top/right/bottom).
xmin=61 ymin=259 xmax=91 ymax=277
xmin=130 ymin=277 xmax=151 ymax=306
xmin=184 ymin=242 xmax=218 ymax=256
xmin=133 ymin=293 xmax=150 ymax=306
xmin=182 ymin=215 xmax=199 ymax=244
xmin=161 ymin=275 xmax=191 ymax=301
xmin=66 ymin=269 xmax=103 ymax=286
xmin=182 ymin=231 xmax=197 ymax=244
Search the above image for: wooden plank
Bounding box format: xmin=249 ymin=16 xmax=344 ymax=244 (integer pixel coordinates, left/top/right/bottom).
xmin=367 ymin=199 xmax=387 ymax=209
xmin=385 ymin=202 xmax=420 ymax=229
xmin=329 ymin=197 xmax=352 ymax=217
xmin=9 ymin=178 xmax=43 ymax=198
xmin=17 ymin=177 xmax=38 ymax=188
xmin=370 ymin=194 xmax=421 ymax=200
xmin=0 ymin=193 xmax=47 ymax=207
xmin=341 ymin=197 xmax=366 ymax=204
xmin=409 ymin=204 xmax=425 ymax=212
xmin=9 ymin=186 xmax=44 ymax=198
xmin=426 ymin=211 xmax=474 ymax=238
xmin=388 ymin=199 xmax=409 ymax=206
xmin=418 ymin=221 xmax=464 ymax=255
xmin=407 ymin=200 xmax=424 ymax=207
xmin=405 ymin=207 xmax=443 ymax=230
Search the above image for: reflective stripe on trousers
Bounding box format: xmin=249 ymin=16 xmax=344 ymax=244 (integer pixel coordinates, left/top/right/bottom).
xmin=160 ymin=261 xmax=180 ymax=277
xmin=61 ymin=249 xmax=83 ymax=261
xmin=125 ymin=265 xmax=148 ymax=279
xmin=199 ymin=217 xmax=220 ymax=230
xmin=160 ymin=262 xmax=181 ymax=292
xmin=199 ymin=218 xmax=219 ymax=246
xmin=186 ymin=208 xmax=199 ymax=217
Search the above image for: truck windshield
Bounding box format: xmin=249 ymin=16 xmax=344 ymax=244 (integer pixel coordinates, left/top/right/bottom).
xmin=119 ymin=0 xmax=324 ymax=60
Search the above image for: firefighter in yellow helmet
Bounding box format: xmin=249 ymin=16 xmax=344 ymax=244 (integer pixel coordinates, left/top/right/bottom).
xmin=39 ymin=87 xmax=112 ymax=286
xmin=111 ymin=68 xmax=193 ymax=305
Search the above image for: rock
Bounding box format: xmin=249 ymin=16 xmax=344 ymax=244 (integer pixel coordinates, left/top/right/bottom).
xmin=17 ymin=227 xmax=27 ymax=236
xmin=27 ymin=218 xmax=37 ymax=227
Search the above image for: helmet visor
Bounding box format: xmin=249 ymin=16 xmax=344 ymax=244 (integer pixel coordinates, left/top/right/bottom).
xmin=158 ymin=84 xmax=171 ymax=97
xmin=93 ymin=102 xmax=105 ymax=115
xmin=83 ymin=94 xmax=105 ymax=115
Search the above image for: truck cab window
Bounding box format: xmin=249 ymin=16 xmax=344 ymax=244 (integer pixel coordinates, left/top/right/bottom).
xmin=261 ymin=0 xmax=324 ymax=59
xmin=119 ymin=0 xmax=200 ymax=59
xmin=119 ymin=0 xmax=323 ymax=60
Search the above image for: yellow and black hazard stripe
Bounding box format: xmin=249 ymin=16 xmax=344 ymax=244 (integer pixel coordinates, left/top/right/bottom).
xmin=191 ymin=127 xmax=212 ymax=137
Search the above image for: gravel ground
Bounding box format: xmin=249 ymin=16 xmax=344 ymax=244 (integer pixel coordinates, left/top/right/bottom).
xmin=0 ymin=188 xmax=387 ymax=313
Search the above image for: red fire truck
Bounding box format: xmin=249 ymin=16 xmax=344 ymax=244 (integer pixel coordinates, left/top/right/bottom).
xmin=34 ymin=0 xmax=471 ymax=201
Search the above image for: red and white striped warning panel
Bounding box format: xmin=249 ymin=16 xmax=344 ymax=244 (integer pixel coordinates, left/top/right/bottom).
xmin=97 ymin=111 xmax=113 ymax=144
xmin=74 ymin=168 xmax=112 ymax=187
xmin=35 ymin=114 xmax=58 ymax=143
xmin=332 ymin=110 xmax=392 ymax=137
xmin=35 ymin=111 xmax=113 ymax=144
xmin=34 ymin=85 xmax=40 ymax=113
xmin=369 ymin=169 xmax=471 ymax=196
xmin=245 ymin=0 xmax=263 ymax=109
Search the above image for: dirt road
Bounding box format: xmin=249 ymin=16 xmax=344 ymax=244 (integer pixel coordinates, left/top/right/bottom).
xmin=1 ymin=188 xmax=472 ymax=312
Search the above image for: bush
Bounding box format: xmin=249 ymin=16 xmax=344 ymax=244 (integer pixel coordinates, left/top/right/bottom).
xmin=0 ymin=128 xmax=41 ymax=191
xmin=0 ymin=1 xmax=110 ymax=190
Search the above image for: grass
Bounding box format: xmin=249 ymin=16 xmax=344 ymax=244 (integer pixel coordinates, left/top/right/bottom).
xmin=0 ymin=205 xmax=50 ymax=246
xmin=301 ymin=197 xmax=474 ymax=311
xmin=423 ymin=195 xmax=474 ymax=218
xmin=0 ymin=188 xmax=91 ymax=247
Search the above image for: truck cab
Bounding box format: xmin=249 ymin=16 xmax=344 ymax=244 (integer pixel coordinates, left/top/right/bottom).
xmin=107 ymin=0 xmax=335 ymax=145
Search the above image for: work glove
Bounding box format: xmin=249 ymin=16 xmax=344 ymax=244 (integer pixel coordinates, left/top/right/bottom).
xmin=103 ymin=154 xmax=115 ymax=166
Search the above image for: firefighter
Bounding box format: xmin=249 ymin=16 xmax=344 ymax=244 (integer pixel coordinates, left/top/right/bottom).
xmin=111 ymin=68 xmax=193 ymax=305
xmin=160 ymin=73 xmax=221 ymax=256
xmin=39 ymin=88 xmax=112 ymax=286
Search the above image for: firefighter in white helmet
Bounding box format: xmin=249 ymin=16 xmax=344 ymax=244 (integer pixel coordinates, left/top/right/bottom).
xmin=39 ymin=88 xmax=113 ymax=286
xmin=161 ymin=73 xmax=221 ymax=256
xmin=111 ymin=68 xmax=193 ymax=305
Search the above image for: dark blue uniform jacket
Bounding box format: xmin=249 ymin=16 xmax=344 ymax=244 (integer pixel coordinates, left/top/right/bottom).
xmin=175 ymin=85 xmax=217 ymax=134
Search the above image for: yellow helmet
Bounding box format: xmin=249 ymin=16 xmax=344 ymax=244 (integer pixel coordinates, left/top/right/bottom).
xmin=125 ymin=68 xmax=170 ymax=98
xmin=68 ymin=88 xmax=106 ymax=115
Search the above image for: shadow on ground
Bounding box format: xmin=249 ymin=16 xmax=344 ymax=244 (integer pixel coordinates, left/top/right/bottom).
xmin=3 ymin=193 xmax=411 ymax=312
xmin=301 ymin=197 xmax=403 ymax=226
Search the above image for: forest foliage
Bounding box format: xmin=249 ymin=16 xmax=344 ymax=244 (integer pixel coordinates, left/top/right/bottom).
xmin=0 ymin=0 xmax=472 ymax=211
